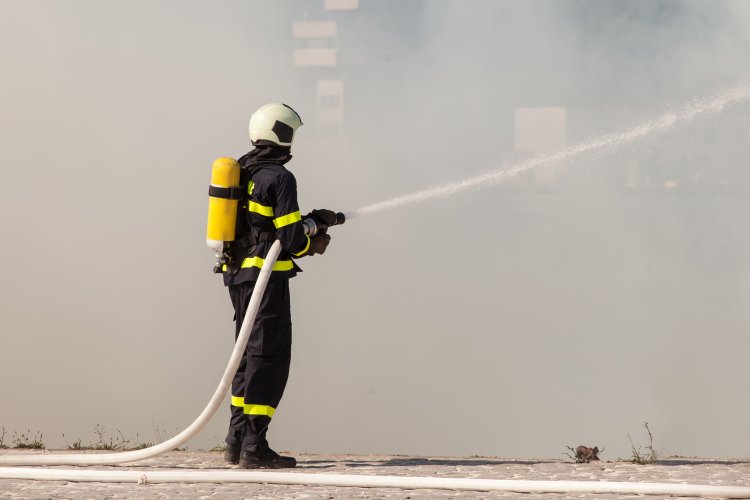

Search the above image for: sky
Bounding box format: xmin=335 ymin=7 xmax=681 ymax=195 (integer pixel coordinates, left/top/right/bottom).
xmin=1 ymin=0 xmax=749 ymax=460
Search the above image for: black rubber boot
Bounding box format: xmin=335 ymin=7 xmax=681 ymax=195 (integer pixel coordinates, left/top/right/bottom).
xmin=224 ymin=443 xmax=242 ymax=465
xmin=238 ymin=447 xmax=297 ymax=469
xmin=224 ymin=426 xmax=245 ymax=465
xmin=237 ymin=415 xmax=296 ymax=468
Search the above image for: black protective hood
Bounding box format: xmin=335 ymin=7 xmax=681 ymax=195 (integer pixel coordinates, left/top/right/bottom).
xmin=238 ymin=144 xmax=292 ymax=169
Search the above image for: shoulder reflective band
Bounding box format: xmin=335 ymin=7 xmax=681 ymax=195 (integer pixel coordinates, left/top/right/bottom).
xmin=231 ymin=395 xmax=276 ymax=418
xmin=292 ymin=235 xmax=311 ymax=257
xmin=248 ymin=201 xmax=274 ymax=217
xmin=208 ymin=185 xmax=245 ymax=200
xmin=273 ymin=210 xmax=302 ymax=229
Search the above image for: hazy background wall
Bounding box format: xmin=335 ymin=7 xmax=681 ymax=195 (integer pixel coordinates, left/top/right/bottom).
xmin=1 ymin=0 xmax=749 ymax=460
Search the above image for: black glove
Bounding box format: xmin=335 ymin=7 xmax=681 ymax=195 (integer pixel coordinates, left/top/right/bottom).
xmin=307 ymin=209 xmax=339 ymax=227
xmin=307 ymin=233 xmax=331 ymax=256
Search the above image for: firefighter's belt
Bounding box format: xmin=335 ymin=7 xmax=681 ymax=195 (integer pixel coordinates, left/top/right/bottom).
xmin=226 ymin=229 xmax=275 ymax=276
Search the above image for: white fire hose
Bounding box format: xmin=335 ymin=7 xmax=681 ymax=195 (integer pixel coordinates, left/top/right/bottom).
xmin=0 ymin=240 xmax=283 ymax=467
xmin=0 ymin=467 xmax=749 ymax=497
xmin=1 ymin=240 xmax=750 ymax=497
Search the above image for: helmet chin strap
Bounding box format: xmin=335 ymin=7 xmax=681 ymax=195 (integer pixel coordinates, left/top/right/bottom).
xmin=251 ymin=140 xmax=291 ymax=150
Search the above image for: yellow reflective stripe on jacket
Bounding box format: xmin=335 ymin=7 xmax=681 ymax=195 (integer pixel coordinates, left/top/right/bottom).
xmin=221 ymin=256 xmax=294 ymax=273
xmin=244 ymin=404 xmax=276 ymax=417
xmin=241 ymin=256 xmax=294 ymax=272
xmin=273 ymin=210 xmax=301 ymax=229
xmin=248 ymin=201 xmax=274 ymax=217
xmin=231 ymin=395 xmax=276 ymax=417
xmin=292 ymin=235 xmax=311 ymax=257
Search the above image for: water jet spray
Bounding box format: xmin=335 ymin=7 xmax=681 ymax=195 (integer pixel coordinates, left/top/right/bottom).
xmin=345 ymin=82 xmax=750 ymax=220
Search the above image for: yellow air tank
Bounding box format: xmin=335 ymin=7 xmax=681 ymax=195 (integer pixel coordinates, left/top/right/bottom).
xmin=206 ymin=157 xmax=241 ymax=256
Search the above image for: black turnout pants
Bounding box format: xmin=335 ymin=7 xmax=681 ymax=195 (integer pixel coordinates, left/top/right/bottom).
xmin=226 ymin=279 xmax=292 ymax=452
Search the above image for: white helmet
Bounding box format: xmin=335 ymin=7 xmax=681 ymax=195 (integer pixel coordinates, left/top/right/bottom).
xmin=248 ymin=102 xmax=303 ymax=147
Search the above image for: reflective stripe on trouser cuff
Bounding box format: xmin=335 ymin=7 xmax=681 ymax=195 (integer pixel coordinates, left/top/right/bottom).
xmin=231 ymin=395 xmax=276 ymax=417
xmin=273 ymin=211 xmax=301 ymax=229
xmin=292 ymin=235 xmax=311 ymax=257
xmin=248 ymin=201 xmax=274 ymax=217
xmin=244 ymin=404 xmax=276 ymax=417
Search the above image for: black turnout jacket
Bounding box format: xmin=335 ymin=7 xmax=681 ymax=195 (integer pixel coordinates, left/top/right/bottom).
xmin=222 ymin=147 xmax=311 ymax=286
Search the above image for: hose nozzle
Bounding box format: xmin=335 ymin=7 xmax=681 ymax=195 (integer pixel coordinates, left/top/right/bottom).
xmin=302 ymin=211 xmax=346 ymax=236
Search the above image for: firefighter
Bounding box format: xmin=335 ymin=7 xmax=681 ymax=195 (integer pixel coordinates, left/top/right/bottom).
xmin=222 ymin=102 xmax=337 ymax=469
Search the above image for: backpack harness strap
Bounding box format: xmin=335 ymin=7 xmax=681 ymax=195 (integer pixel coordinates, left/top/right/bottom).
xmin=208 ymin=185 xmax=246 ymax=200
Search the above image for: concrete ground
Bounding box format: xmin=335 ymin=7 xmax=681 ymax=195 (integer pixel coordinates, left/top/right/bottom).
xmin=0 ymin=450 xmax=749 ymax=499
